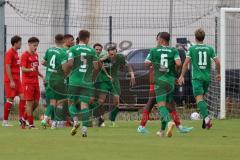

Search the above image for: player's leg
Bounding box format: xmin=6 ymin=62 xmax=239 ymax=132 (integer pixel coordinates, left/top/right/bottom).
xmin=167 ymin=101 xmax=193 ymax=133
xmin=109 ymin=95 xmax=120 ymax=127
xmin=192 ymin=80 xmax=212 ymax=129
xmin=41 ymin=83 xmax=54 ymax=126
xmin=80 ymin=101 xmax=90 ymax=137
xmin=137 ymin=97 xmax=156 ymax=133
xmin=155 ymin=84 xmax=174 ymax=137
xmin=109 ymin=81 xmax=121 ymax=127
xmin=2 ymin=82 xmax=15 ymax=127
xmin=17 ymin=80 xmax=26 ymax=127
xmin=97 ymin=94 xmax=107 ymax=127
xmin=69 ymin=97 xmax=80 ymax=136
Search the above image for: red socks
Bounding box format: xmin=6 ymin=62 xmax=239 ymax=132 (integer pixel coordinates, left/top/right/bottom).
xmin=170 ymin=110 xmax=181 ymax=127
xmin=140 ymin=109 xmax=150 ymax=127
xmin=19 ymin=100 xmax=26 ymax=119
xmin=4 ymin=101 xmax=13 ymax=120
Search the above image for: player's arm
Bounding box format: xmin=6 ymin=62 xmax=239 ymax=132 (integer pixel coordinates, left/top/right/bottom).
xmin=41 ymin=50 xmax=48 ymax=66
xmin=214 ymin=58 xmax=220 ymax=81
xmin=5 ymin=52 xmax=15 ymax=88
xmin=21 ymin=54 xmax=35 ymax=72
xmin=174 ymin=49 xmax=182 ymax=73
xmin=64 ymin=50 xmax=74 ymax=75
xmin=126 ymin=63 xmax=136 ymax=86
xmin=144 ymin=50 xmax=153 ymax=67
xmin=178 ymin=48 xmax=191 ymax=85
xmin=178 ymin=57 xmax=190 ymax=85
xmin=211 ymin=47 xmax=221 ymax=81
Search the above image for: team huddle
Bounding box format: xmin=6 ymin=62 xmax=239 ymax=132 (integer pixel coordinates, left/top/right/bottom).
xmin=3 ymin=28 xmax=220 ymax=138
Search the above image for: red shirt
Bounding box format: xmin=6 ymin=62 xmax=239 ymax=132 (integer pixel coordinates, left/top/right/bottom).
xmin=4 ymin=47 xmax=21 ymax=82
xmin=21 ymin=51 xmax=39 ymax=84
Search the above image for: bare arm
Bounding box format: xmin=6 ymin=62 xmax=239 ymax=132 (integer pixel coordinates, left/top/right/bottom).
xmin=21 ymin=67 xmax=35 ymax=72
xmin=178 ymin=57 xmax=190 ymax=85
xmin=214 ymin=57 xmax=221 ymax=81
xmin=6 ymin=64 xmax=14 ymax=82
xmin=41 ymin=60 xmax=47 ymax=66
xmin=175 ymin=59 xmax=182 ymax=74
xmin=126 ymin=63 xmax=136 ymax=86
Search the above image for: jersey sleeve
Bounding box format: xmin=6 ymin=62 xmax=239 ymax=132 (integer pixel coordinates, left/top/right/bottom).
xmin=117 ymin=54 xmax=126 ymax=65
xmin=5 ymin=51 xmax=13 ymax=65
xmin=68 ymin=47 xmax=75 ymax=60
xmin=174 ymin=48 xmax=181 ymax=60
xmin=210 ymin=46 xmax=217 ymax=60
xmin=20 ymin=53 xmax=28 ymax=68
xmin=92 ymin=49 xmax=98 ymax=61
xmin=43 ymin=49 xmax=48 ymax=62
xmin=61 ymin=52 xmax=68 ymax=65
xmin=145 ymin=49 xmax=153 ymax=62
xmin=186 ymin=47 xmax=192 ymax=59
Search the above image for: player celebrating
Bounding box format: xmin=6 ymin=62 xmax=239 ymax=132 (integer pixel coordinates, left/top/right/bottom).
xmin=41 ymin=34 xmax=68 ymax=129
xmin=95 ymin=46 xmax=136 ymax=127
xmin=178 ymin=28 xmax=220 ymax=129
xmin=3 ymin=35 xmax=26 ymax=127
xmin=145 ymin=32 xmax=181 ymax=137
xmin=66 ymin=30 xmax=99 ymax=137
xmin=137 ymin=65 xmax=193 ymax=135
xmin=63 ymin=34 xmax=75 ymax=49
xmin=21 ymin=37 xmax=44 ymax=129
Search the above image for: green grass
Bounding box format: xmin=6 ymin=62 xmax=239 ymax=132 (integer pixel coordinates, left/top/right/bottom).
xmin=0 ymin=119 xmax=240 ymax=160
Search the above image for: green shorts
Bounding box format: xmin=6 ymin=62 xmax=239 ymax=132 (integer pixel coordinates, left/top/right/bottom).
xmin=95 ymin=81 xmax=121 ymax=96
xmin=68 ymin=84 xmax=94 ymax=103
xmin=46 ymin=83 xmax=67 ymax=100
xmin=154 ymin=78 xmax=175 ymax=103
xmin=192 ymin=79 xmax=210 ymax=97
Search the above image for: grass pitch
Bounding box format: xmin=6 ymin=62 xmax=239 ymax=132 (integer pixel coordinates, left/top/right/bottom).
xmin=0 ymin=119 xmax=240 ymax=160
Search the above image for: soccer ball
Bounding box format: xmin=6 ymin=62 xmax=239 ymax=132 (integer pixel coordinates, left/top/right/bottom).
xmin=190 ymin=112 xmax=200 ymax=120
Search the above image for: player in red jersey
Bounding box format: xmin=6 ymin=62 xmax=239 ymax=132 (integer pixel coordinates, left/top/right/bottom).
xmin=137 ymin=65 xmax=193 ymax=136
xmin=21 ymin=37 xmax=44 ymax=129
xmin=3 ymin=35 xmax=26 ymax=127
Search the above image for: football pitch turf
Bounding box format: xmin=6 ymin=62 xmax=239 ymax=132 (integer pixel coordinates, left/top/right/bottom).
xmin=0 ymin=119 xmax=240 ymax=160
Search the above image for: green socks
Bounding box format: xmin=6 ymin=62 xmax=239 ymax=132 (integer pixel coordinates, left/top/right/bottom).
xmin=44 ymin=104 xmax=54 ymax=120
xmin=157 ymin=106 xmax=171 ymax=126
xmin=197 ymin=100 xmax=208 ymax=118
xmin=109 ymin=107 xmax=119 ymax=122
xmin=69 ymin=105 xmax=78 ymax=118
xmin=81 ymin=108 xmax=90 ymax=127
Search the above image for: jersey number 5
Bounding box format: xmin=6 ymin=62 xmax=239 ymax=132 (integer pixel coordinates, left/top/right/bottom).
xmin=79 ymin=52 xmax=87 ymax=72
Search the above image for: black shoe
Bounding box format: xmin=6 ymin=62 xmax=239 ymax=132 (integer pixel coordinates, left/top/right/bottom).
xmin=97 ymin=117 xmax=104 ymax=127
xmin=19 ymin=119 xmax=26 ymax=129
xmin=82 ymin=133 xmax=87 ymax=137
xmin=202 ymin=119 xmax=206 ymax=129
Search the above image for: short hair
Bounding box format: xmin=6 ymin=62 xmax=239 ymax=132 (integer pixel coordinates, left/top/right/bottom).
xmin=93 ymin=43 xmax=103 ymax=49
xmin=78 ymin=30 xmax=90 ymax=41
xmin=55 ymin=34 xmax=64 ymax=43
xmin=195 ymin=28 xmax=205 ymax=42
xmin=76 ymin=37 xmax=80 ymax=44
xmin=107 ymin=45 xmax=117 ymax=52
xmin=157 ymin=32 xmax=170 ymax=42
xmin=64 ymin=34 xmax=74 ymax=40
xmin=11 ymin=35 xmax=22 ymax=46
xmin=28 ymin=37 xmax=39 ymax=44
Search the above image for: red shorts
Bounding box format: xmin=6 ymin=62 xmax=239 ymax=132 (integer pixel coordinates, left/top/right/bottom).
xmin=4 ymin=80 xmax=23 ymax=98
xmin=23 ymin=84 xmax=40 ymax=101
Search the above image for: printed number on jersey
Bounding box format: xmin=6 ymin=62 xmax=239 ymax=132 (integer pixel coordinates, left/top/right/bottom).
xmin=79 ymin=52 xmax=87 ymax=72
xmin=198 ymin=51 xmax=207 ymax=69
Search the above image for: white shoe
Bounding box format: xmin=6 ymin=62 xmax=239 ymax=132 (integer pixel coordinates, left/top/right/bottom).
xmin=156 ymin=130 xmax=165 ymax=137
xmin=166 ymin=122 xmax=175 ymax=138
xmin=101 ymin=122 xmax=106 ymax=127
xmin=51 ymin=121 xmax=57 ymax=129
xmin=81 ymin=126 xmax=88 ymax=137
xmin=2 ymin=120 xmax=13 ymax=127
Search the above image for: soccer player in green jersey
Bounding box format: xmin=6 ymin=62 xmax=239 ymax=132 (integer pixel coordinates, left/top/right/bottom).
xmin=95 ymin=46 xmax=136 ymax=127
xmin=66 ymin=30 xmax=99 ymax=137
xmin=178 ymin=28 xmax=220 ymax=129
xmin=145 ymin=32 xmax=181 ymax=137
xmin=41 ymin=34 xmax=68 ymax=129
